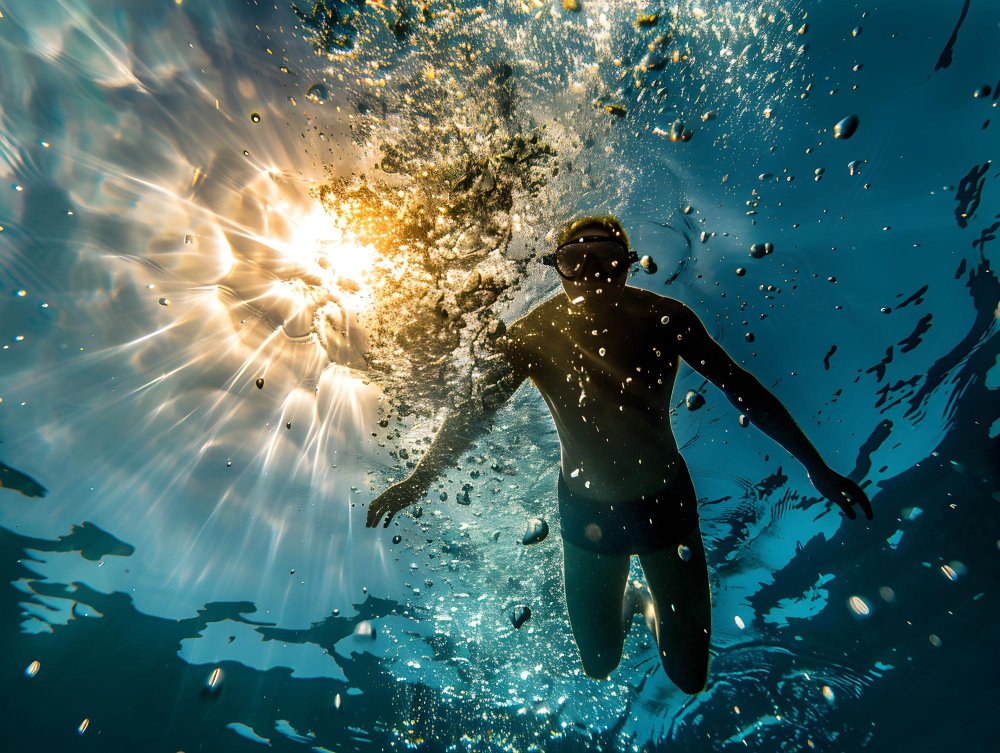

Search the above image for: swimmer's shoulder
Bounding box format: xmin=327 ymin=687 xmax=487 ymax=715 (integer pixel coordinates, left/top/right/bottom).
xmin=623 ymin=286 xmax=692 ymax=322
xmin=506 ymin=294 xmax=562 ymax=336
xmin=499 ymin=295 xmax=563 ymax=362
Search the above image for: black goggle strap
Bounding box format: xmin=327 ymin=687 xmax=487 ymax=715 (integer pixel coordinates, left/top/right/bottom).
xmin=541 ymin=237 xmax=638 ymax=267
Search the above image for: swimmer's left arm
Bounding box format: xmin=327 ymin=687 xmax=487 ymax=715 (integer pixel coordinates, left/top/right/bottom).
xmin=671 ymin=303 xmax=873 ymax=521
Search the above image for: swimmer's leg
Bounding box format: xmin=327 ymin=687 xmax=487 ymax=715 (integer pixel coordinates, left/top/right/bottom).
xmin=638 ymin=526 xmax=712 ymax=694
xmin=562 ymin=539 xmax=631 ymax=680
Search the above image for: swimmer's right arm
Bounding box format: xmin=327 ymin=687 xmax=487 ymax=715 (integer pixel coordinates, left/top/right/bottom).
xmin=365 ymin=331 xmax=530 ymax=528
xmin=670 ymin=302 xmax=873 ymax=521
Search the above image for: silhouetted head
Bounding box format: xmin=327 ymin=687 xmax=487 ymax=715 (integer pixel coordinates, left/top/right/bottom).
xmin=545 ymin=215 xmax=635 ymax=310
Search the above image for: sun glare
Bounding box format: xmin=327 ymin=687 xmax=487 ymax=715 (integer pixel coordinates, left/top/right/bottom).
xmin=279 ymin=206 xmax=383 ymax=308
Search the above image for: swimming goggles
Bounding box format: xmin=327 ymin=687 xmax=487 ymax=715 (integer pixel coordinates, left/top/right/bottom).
xmin=540 ymin=236 xmax=639 ymax=280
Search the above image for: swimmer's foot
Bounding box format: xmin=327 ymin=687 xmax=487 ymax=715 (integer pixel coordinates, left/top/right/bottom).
xmin=622 ymin=580 xmax=656 ymax=637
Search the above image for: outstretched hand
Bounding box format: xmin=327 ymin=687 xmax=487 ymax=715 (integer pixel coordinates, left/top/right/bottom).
xmin=366 ymin=476 xmax=423 ymax=528
xmin=807 ymin=465 xmax=873 ymax=520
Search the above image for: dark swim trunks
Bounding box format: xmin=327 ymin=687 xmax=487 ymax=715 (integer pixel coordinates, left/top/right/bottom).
xmin=557 ymin=463 xmax=700 ymax=556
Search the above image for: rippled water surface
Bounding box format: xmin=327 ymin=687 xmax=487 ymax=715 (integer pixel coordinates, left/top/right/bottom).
xmin=1 ymin=0 xmax=998 ymax=750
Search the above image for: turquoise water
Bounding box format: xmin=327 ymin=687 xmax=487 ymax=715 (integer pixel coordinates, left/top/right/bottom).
xmin=0 ymin=0 xmax=997 ymax=750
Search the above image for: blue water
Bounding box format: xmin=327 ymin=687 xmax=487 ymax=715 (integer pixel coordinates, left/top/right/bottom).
xmin=1 ymin=0 xmax=998 ymax=750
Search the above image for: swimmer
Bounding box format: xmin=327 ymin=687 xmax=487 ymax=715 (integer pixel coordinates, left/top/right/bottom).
xmin=366 ymin=215 xmax=873 ymax=693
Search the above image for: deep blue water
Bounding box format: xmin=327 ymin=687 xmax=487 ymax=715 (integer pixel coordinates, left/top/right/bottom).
xmin=1 ymin=0 xmax=998 ymax=750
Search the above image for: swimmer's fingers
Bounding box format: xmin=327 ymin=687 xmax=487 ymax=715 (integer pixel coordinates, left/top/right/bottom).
xmin=366 ymin=480 xmax=418 ymax=528
xmin=827 ymin=478 xmax=873 ymax=521
xmin=843 ymin=480 xmax=873 ymax=520
xmin=366 ymin=490 xmax=395 ymax=528
xmin=809 ymin=468 xmax=867 ymax=520
xmin=835 ymin=493 xmax=858 ymax=520
xmin=365 ymin=497 xmax=386 ymax=528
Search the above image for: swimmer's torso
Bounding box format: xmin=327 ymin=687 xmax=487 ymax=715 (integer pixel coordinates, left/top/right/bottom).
xmin=506 ymin=288 xmax=689 ymax=501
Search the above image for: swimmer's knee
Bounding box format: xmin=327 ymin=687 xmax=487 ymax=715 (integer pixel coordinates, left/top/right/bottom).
xmin=661 ymin=649 xmax=710 ymax=695
xmin=581 ymin=661 xmax=615 ymax=681
xmin=579 ymin=648 xmax=622 ymax=681
xmin=674 ymin=668 xmax=708 ymax=695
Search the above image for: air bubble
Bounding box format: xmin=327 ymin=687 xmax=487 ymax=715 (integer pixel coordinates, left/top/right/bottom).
xmin=306 ymin=83 xmax=330 ymax=104
xmin=848 ymin=595 xmax=870 ymax=615
xmin=834 ymin=114 xmax=859 ymax=139
xmin=207 ymin=667 xmax=223 ymax=690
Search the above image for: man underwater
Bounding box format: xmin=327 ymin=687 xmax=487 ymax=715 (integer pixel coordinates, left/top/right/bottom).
xmin=366 ymin=215 xmax=873 ymax=694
